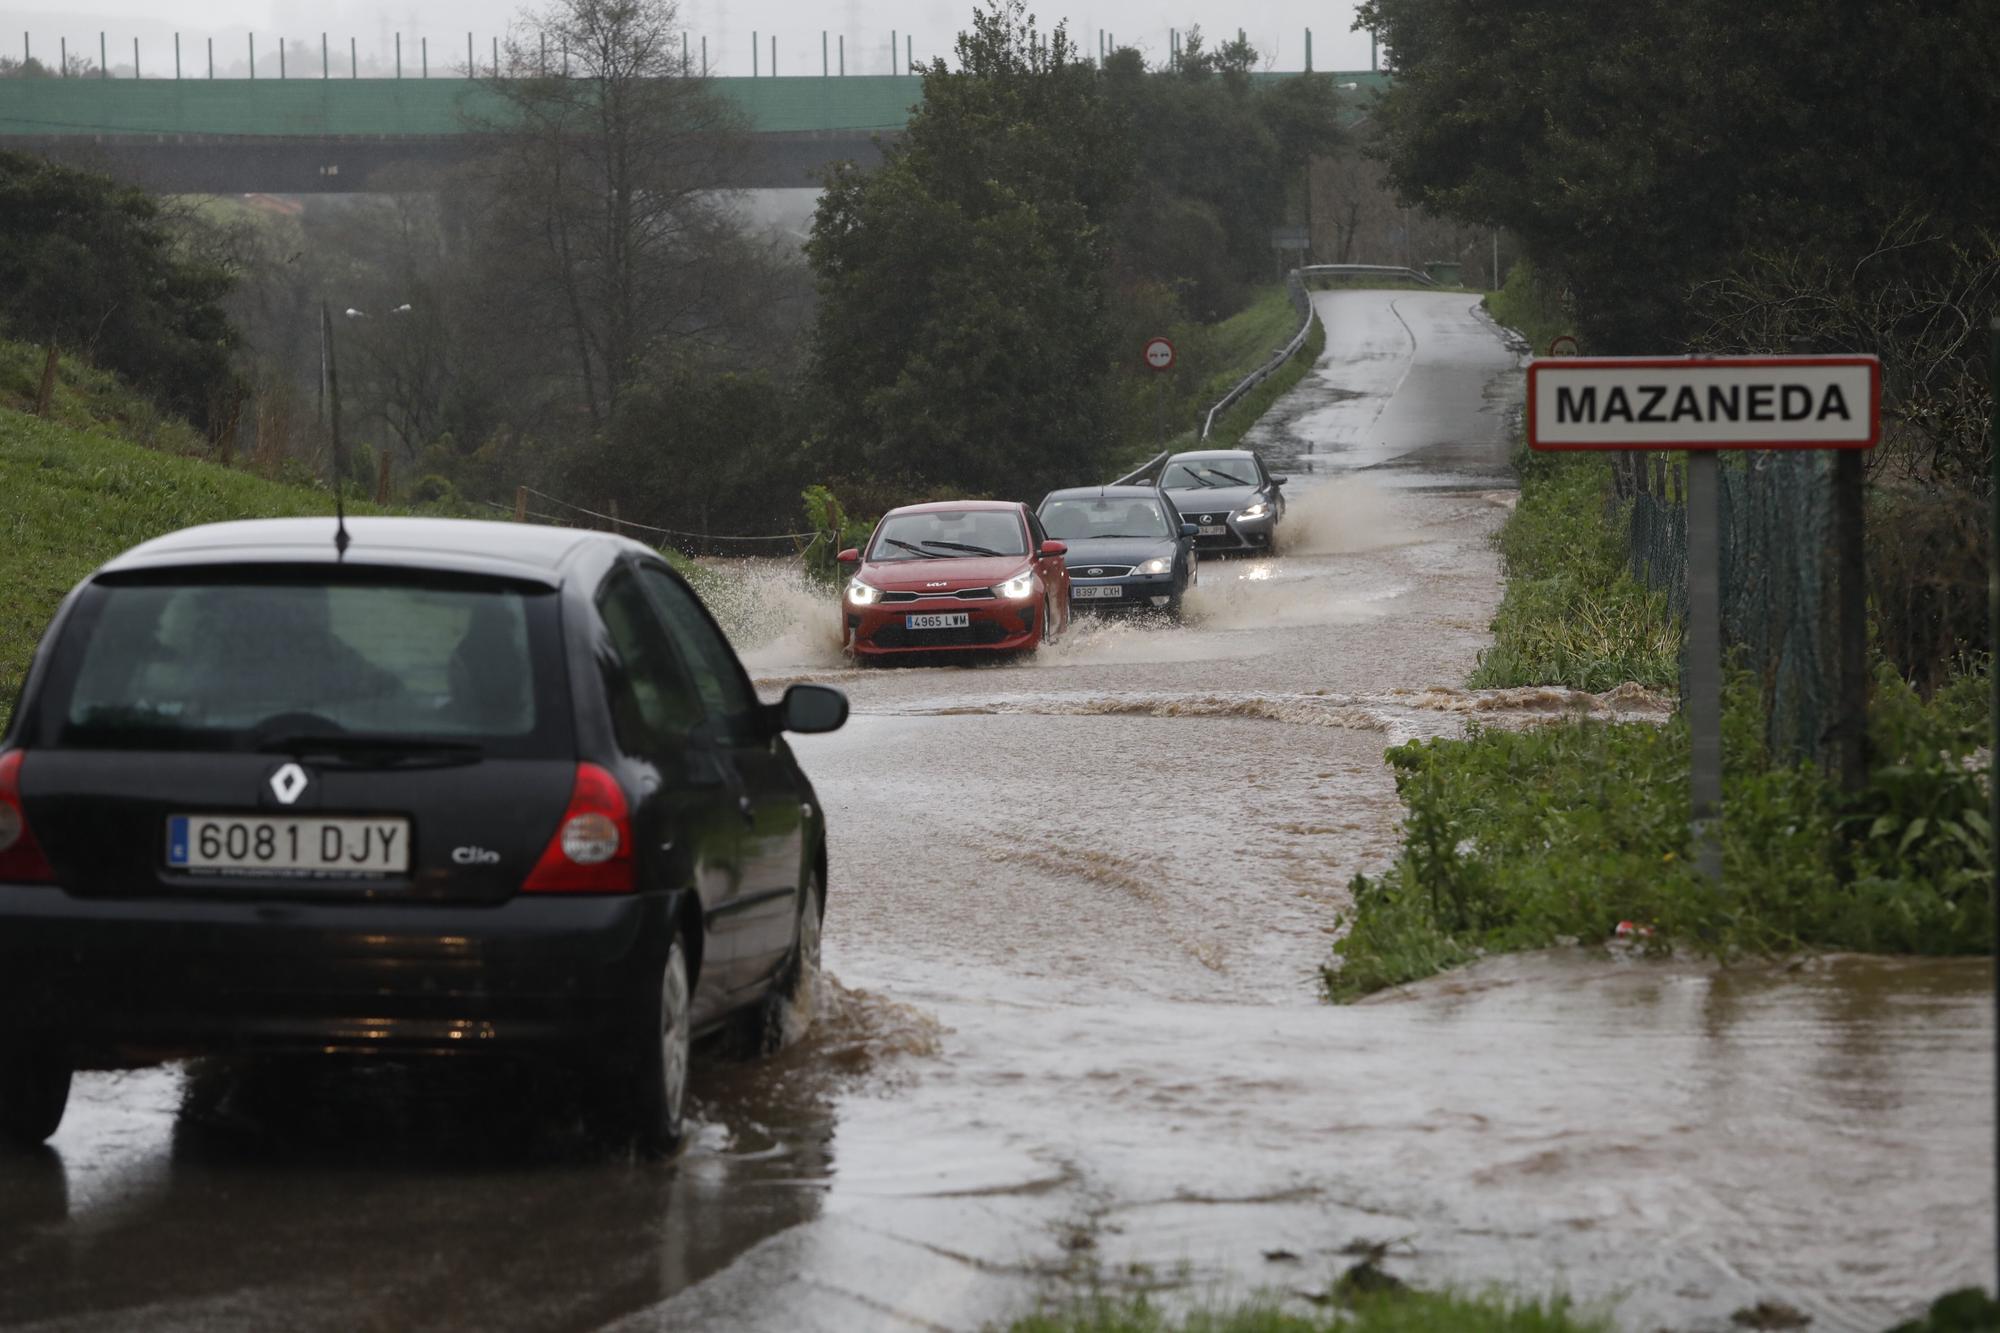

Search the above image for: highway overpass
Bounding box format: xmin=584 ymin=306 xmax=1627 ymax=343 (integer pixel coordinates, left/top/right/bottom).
xmin=0 ymin=71 xmax=1388 ymax=194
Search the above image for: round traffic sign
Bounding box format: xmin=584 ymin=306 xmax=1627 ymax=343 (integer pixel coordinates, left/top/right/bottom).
xmin=1143 ymin=337 xmax=1175 ymax=371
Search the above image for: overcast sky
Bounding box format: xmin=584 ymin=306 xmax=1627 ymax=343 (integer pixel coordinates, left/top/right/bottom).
xmin=20 ymin=3 xmax=1380 ymax=77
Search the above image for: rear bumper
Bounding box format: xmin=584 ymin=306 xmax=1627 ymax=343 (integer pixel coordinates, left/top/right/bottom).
xmin=0 ymin=884 xmax=674 ymax=1057
xmin=847 ymin=600 xmax=1041 ymax=655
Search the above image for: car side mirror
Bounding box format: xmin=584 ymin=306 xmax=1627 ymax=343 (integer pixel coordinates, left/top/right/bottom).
xmin=836 ymin=547 xmax=860 ymax=564
xmin=1273 ymin=475 xmax=1289 ymax=486
xmin=1180 ymin=523 xmax=1199 ymax=538
xmin=776 ymin=684 xmax=848 ymax=735
xmin=1040 ymin=540 xmax=1067 ymax=557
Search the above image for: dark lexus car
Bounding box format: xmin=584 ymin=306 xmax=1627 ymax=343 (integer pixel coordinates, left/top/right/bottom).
xmin=1158 ymin=449 xmax=1288 ymax=554
xmin=0 ymin=517 xmax=847 ymax=1156
xmin=1036 ymin=485 xmax=1199 ymax=619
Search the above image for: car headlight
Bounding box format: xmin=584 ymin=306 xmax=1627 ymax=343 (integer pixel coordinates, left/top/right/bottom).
xmin=1236 ymin=501 xmax=1271 ymax=521
xmin=1135 ymin=556 xmax=1173 ymax=575
xmin=995 ymin=568 xmax=1037 ymax=600
xmin=846 ymin=577 xmax=883 ymax=606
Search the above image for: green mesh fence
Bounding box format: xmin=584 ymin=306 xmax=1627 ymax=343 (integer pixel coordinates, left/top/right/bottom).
xmin=1623 ymin=450 xmax=1836 ymax=765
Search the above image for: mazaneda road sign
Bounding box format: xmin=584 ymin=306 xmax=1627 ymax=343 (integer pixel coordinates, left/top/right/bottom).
xmin=1528 ymin=355 xmax=1881 ymax=451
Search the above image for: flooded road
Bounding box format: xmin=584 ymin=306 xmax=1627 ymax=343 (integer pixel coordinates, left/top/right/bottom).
xmin=3 ymin=290 xmax=1989 ymax=1332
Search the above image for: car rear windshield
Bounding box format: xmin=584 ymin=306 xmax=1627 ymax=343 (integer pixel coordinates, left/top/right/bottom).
xmin=45 ymin=571 xmax=569 ymax=756
xmin=1040 ymin=498 xmax=1173 ymax=540
xmin=868 ymin=510 xmax=1027 ymax=560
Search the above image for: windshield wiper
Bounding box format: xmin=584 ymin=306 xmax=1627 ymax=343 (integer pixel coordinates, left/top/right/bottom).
xmin=882 ymin=538 xmax=933 ymax=557
xmin=1208 ymin=471 xmax=1253 ymax=487
xmin=258 ymin=734 xmax=485 ymax=767
xmin=920 ymin=540 xmax=1005 ymax=556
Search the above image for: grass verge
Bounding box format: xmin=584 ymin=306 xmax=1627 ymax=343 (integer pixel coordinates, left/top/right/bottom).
xmin=0 ymin=408 xmax=377 ymax=731
xmin=1008 ymin=1289 xmax=1610 ymax=1333
xmin=1325 ymin=664 xmax=1990 ymax=1000
xmin=1465 ymin=447 xmax=1678 ymax=693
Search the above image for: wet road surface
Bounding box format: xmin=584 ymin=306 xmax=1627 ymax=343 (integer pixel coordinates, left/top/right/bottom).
xmin=2 ymin=290 xmax=1990 ymax=1332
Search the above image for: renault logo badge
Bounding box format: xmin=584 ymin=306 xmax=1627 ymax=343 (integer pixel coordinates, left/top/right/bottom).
xmin=269 ymin=763 xmax=309 ymax=806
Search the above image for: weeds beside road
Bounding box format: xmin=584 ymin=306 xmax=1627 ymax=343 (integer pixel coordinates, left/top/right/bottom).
xmin=1008 ymin=1289 xmax=1610 ymax=1333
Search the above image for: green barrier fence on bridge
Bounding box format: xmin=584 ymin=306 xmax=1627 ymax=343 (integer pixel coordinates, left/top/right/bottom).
xmin=0 ymin=76 xmax=925 ymax=139
xmin=0 ymin=69 xmax=1390 ymax=141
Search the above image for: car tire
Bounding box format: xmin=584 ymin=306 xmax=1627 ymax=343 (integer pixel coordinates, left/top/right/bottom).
xmin=0 ymin=1045 xmax=71 ymax=1150
xmin=738 ymin=873 xmax=825 ymax=1057
xmin=596 ymin=934 xmax=691 ymax=1159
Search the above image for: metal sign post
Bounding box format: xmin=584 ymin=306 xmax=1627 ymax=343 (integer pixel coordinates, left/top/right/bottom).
xmin=1143 ymin=337 xmax=1175 ymax=448
xmin=1528 ymin=354 xmax=1883 ymax=885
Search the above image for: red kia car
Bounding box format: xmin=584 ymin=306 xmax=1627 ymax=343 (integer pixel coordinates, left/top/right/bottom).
xmin=838 ymin=501 xmax=1071 ymax=658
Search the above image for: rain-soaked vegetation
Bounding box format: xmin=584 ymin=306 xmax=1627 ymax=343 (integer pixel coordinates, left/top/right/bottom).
xmin=1328 ymin=666 xmax=1991 ymax=1000
xmin=1010 ymin=1289 xmax=1611 ymax=1333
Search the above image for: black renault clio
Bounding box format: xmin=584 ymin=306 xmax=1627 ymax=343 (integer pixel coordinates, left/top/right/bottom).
xmin=0 ymin=517 xmax=846 ymax=1156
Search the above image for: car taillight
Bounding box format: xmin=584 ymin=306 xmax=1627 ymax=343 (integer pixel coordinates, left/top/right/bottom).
xmin=0 ymin=750 xmax=55 ymax=884
xmin=522 ymin=762 xmax=634 ymax=894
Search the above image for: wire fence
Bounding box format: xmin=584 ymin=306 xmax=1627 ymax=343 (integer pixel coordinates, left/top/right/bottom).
xmin=483 ymin=486 xmax=824 ymax=563
xmin=1622 ymin=450 xmax=1836 ymax=764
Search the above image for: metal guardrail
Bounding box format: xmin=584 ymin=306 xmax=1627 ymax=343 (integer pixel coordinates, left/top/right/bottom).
xmin=1296 ymin=263 xmax=1439 ymax=286
xmin=1110 ymin=451 xmax=1170 ymax=487
xmin=1117 ymin=263 xmax=1445 ymax=479
xmin=1197 ymin=269 xmax=1316 ymax=441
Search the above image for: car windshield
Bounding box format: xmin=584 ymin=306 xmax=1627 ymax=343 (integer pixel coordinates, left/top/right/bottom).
xmin=868 ymin=510 xmax=1027 ymax=560
xmin=1039 ymin=497 xmax=1173 ymax=540
xmin=52 ymin=575 xmax=565 ymax=755
xmin=1161 ymin=460 xmax=1257 ymax=489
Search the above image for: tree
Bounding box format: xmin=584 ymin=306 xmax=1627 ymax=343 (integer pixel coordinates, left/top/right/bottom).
xmin=472 ymin=0 xmax=748 ymax=428
xmin=1353 ymin=0 xmax=2000 ymax=352
xmin=0 ymin=152 xmax=236 ymax=430
xmin=806 ymin=1 xmax=1135 ymax=496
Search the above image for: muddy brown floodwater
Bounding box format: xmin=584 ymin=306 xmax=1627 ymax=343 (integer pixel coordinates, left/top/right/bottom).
xmin=1 ymin=291 xmax=1989 ymax=1333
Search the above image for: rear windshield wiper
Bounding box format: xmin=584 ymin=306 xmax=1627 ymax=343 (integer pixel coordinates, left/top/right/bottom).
xmin=920 ymin=540 xmax=1005 ymax=556
xmin=258 ymin=734 xmax=485 ymax=767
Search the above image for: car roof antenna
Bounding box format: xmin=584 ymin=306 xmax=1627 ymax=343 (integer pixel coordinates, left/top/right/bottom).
xmin=319 ymin=302 xmax=351 ymax=559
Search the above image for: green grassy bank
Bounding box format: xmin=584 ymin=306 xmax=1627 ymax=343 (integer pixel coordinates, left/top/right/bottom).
xmin=0 ymin=407 xmax=374 ymax=732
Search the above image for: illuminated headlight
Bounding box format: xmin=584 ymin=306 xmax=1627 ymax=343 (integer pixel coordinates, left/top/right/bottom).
xmin=1134 ymin=556 xmax=1173 ymax=575
xmin=1236 ymin=501 xmax=1271 ymax=521
xmin=995 ymin=568 xmax=1037 ymax=600
xmin=846 ymin=577 xmax=883 ymax=606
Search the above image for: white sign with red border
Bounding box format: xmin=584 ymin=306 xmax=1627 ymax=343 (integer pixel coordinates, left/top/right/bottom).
xmin=1528 ymin=355 xmax=1880 ymax=451
xmin=1142 ymin=337 xmax=1175 ymax=371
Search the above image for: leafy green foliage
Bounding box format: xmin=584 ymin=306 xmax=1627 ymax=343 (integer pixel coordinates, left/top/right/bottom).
xmin=1885 ymin=1288 xmax=2000 ymax=1333
xmin=1100 ymin=42 xmax=1345 ymax=322
xmin=1466 ymin=447 xmax=1679 ymax=693
xmin=1325 ymin=667 xmax=1993 ymax=1002
xmin=1354 ymin=0 xmax=2000 ymax=353
xmin=807 ymin=2 xmax=1133 ymax=499
xmin=0 ymin=152 xmax=237 ymax=431
xmin=1009 ymin=1289 xmax=1609 ymax=1333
